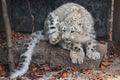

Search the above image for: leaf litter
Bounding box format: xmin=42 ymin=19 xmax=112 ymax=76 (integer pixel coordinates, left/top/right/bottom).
xmin=0 ymin=31 xmax=120 ymax=80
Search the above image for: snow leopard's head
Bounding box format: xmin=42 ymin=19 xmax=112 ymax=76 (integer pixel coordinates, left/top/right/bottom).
xmin=60 ymin=21 xmax=84 ymax=43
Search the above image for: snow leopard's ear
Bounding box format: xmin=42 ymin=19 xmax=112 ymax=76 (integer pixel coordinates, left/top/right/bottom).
xmin=48 ymin=13 xmax=59 ymax=21
xmin=48 ymin=13 xmax=56 ymax=18
xmin=47 ymin=12 xmax=53 ymax=18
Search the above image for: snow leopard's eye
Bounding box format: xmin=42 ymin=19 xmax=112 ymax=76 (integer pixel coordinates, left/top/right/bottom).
xmin=71 ymin=31 xmax=74 ymax=33
xmin=61 ymin=27 xmax=66 ymax=32
xmin=62 ymin=30 xmax=66 ymax=32
xmin=50 ymin=26 xmax=56 ymax=29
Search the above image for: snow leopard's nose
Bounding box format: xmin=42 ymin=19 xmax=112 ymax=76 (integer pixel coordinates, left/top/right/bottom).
xmin=64 ymin=34 xmax=71 ymax=41
xmin=65 ymin=38 xmax=71 ymax=41
xmin=64 ymin=38 xmax=71 ymax=43
xmin=65 ymin=38 xmax=69 ymax=41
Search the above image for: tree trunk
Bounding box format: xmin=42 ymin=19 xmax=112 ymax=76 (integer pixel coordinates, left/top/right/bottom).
xmin=1 ymin=0 xmax=14 ymax=70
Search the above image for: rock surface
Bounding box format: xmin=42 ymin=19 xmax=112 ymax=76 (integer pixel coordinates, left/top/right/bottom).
xmin=32 ymin=41 xmax=108 ymax=70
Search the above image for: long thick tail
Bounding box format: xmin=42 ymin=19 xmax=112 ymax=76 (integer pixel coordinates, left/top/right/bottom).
xmin=8 ymin=30 xmax=47 ymax=79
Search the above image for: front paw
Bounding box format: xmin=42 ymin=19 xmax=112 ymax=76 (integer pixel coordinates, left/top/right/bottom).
xmin=70 ymin=51 xmax=78 ymax=64
xmin=49 ymin=32 xmax=61 ymax=45
xmin=77 ymin=51 xmax=85 ymax=64
xmin=86 ymin=51 xmax=100 ymax=60
xmin=70 ymin=50 xmax=85 ymax=64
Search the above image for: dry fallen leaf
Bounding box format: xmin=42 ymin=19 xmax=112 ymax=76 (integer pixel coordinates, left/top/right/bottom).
xmin=51 ymin=64 xmax=62 ymax=71
xmin=49 ymin=78 xmax=56 ymax=80
xmin=71 ymin=65 xmax=77 ymax=71
xmin=100 ymin=65 xmax=106 ymax=71
xmin=12 ymin=30 xmax=25 ymax=40
xmin=43 ymin=64 xmax=51 ymax=71
xmin=102 ymin=60 xmax=111 ymax=66
xmin=99 ymin=40 xmax=106 ymax=44
xmin=62 ymin=71 xmax=68 ymax=78
xmin=83 ymin=70 xmax=92 ymax=75
xmin=32 ymin=67 xmax=37 ymax=72
xmin=0 ymin=65 xmax=2 ymax=71
xmin=99 ymin=56 xmax=113 ymax=71
xmin=0 ymin=65 xmax=6 ymax=76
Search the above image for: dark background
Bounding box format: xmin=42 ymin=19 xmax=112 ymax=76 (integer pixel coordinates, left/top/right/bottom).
xmin=113 ymin=0 xmax=120 ymax=42
xmin=0 ymin=0 xmax=112 ymax=40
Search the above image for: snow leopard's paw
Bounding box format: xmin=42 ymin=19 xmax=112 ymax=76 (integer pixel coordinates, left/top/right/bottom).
xmin=77 ymin=50 xmax=85 ymax=64
xmin=70 ymin=48 xmax=85 ymax=64
xmin=70 ymin=51 xmax=85 ymax=64
xmin=86 ymin=40 xmax=100 ymax=60
xmin=70 ymin=51 xmax=78 ymax=64
xmin=49 ymin=32 xmax=61 ymax=45
xmin=86 ymin=51 xmax=100 ymax=60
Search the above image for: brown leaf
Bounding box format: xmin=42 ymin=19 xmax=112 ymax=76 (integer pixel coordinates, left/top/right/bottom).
xmin=62 ymin=71 xmax=68 ymax=78
xmin=43 ymin=64 xmax=51 ymax=71
xmin=51 ymin=64 xmax=62 ymax=71
xmin=52 ymin=72 xmax=59 ymax=77
xmin=32 ymin=67 xmax=37 ymax=72
xmin=102 ymin=60 xmax=110 ymax=66
xmin=107 ymin=57 xmax=113 ymax=62
xmin=0 ymin=65 xmax=6 ymax=76
xmin=83 ymin=70 xmax=92 ymax=75
xmin=49 ymin=78 xmax=56 ymax=80
xmin=99 ymin=40 xmax=106 ymax=44
xmin=0 ymin=65 xmax=2 ymax=71
xmin=100 ymin=65 xmax=106 ymax=71
xmin=71 ymin=65 xmax=77 ymax=71
xmin=34 ymin=72 xmax=41 ymax=77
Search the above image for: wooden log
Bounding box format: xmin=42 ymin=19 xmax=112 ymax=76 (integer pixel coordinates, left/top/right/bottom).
xmin=32 ymin=41 xmax=107 ymax=70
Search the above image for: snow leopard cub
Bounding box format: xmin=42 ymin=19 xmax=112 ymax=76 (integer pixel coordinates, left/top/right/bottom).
xmin=44 ymin=3 xmax=100 ymax=64
xmin=8 ymin=2 xmax=100 ymax=79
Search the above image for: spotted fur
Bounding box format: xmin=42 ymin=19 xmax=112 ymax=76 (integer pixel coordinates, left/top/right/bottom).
xmin=7 ymin=31 xmax=46 ymax=79
xmin=8 ymin=2 xmax=100 ymax=79
xmin=45 ymin=3 xmax=100 ymax=64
